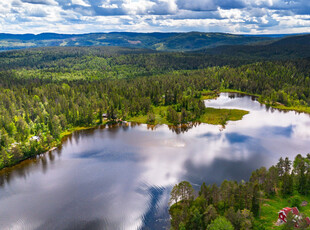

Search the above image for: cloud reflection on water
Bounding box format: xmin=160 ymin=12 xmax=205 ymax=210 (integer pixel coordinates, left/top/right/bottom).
xmin=1 ymin=93 xmax=310 ymax=230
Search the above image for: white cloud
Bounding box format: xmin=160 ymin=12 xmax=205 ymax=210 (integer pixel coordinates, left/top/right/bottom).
xmin=0 ymin=0 xmax=309 ymax=34
xmin=71 ymin=0 xmax=91 ymax=7
xmin=122 ymin=0 xmax=156 ymax=14
xmin=21 ymin=0 xmax=58 ymax=5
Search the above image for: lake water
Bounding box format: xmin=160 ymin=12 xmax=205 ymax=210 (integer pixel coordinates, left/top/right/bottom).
xmin=1 ymin=93 xmax=310 ymax=230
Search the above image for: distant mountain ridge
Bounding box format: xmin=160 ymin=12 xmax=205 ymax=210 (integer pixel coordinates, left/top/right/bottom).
xmin=0 ymin=32 xmax=278 ymax=51
xmin=202 ymin=34 xmax=310 ymax=59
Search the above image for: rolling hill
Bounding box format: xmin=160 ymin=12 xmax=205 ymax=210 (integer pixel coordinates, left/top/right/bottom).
xmin=202 ymin=34 xmax=310 ymax=59
xmin=0 ymin=32 xmax=275 ymax=51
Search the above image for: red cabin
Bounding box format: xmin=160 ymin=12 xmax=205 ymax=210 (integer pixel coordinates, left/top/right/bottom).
xmin=278 ymin=207 xmax=310 ymax=228
xmin=278 ymin=207 xmax=299 ymax=227
xmin=279 ymin=207 xmax=299 ymax=222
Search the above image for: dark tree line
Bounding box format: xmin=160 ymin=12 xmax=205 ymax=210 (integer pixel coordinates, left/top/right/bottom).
xmin=1 ymin=47 xmax=310 ymax=170
xmin=0 ymin=71 xmax=211 ymax=169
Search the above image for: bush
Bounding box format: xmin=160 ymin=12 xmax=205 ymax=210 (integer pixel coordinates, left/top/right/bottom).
xmin=289 ymin=195 xmax=301 ymax=208
xmin=207 ymin=216 xmax=234 ymax=230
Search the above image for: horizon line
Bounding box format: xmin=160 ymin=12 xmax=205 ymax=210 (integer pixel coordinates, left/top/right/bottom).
xmin=0 ymin=31 xmax=309 ymax=36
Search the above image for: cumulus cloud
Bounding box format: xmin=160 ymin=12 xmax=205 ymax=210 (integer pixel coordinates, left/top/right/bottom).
xmin=21 ymin=0 xmax=58 ymax=5
xmin=0 ymin=0 xmax=309 ymax=34
xmin=26 ymin=7 xmax=49 ymax=17
xmin=177 ymin=0 xmax=246 ymax=11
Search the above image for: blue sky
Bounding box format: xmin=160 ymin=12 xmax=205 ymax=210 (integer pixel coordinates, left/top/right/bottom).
xmin=1 ymin=0 xmax=310 ymax=34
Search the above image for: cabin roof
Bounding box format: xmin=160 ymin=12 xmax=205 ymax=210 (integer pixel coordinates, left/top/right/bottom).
xmin=279 ymin=207 xmax=299 ymax=216
xmin=292 ymin=207 xmax=299 ymax=215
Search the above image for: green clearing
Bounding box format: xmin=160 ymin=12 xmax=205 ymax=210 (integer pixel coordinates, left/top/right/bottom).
xmin=128 ymin=105 xmax=249 ymax=126
xmin=200 ymin=90 xmax=220 ymax=100
xmin=199 ymin=107 xmax=249 ymax=126
xmin=258 ymin=195 xmax=310 ymax=229
xmin=221 ymin=89 xmax=260 ymax=97
xmin=127 ymin=106 xmax=170 ymax=125
xmin=59 ymin=126 xmax=100 ymax=139
xmin=271 ymin=104 xmax=310 ymax=115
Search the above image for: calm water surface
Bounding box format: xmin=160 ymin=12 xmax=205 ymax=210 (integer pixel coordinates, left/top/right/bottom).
xmin=1 ymin=93 xmax=310 ymax=230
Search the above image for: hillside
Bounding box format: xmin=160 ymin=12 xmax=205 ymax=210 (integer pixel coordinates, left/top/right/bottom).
xmin=202 ymin=34 xmax=310 ymax=60
xmin=0 ymin=46 xmax=253 ymax=73
xmin=0 ymin=32 xmax=274 ymax=51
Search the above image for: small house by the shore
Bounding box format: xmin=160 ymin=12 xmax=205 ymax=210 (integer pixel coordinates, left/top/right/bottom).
xmin=278 ymin=207 xmax=310 ymax=227
xmin=279 ymin=207 xmax=299 ymax=222
xmin=102 ymin=113 xmax=108 ymax=120
xmin=30 ymin=136 xmax=40 ymax=142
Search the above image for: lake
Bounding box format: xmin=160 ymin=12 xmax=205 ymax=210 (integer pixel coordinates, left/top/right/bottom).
xmin=1 ymin=93 xmax=310 ymax=230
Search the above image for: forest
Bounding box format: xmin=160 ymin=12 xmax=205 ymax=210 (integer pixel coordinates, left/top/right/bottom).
xmin=169 ymin=154 xmax=310 ymax=230
xmin=0 ymin=46 xmax=310 ymax=171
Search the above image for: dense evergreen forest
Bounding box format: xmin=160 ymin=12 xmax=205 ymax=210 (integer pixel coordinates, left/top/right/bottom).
xmin=203 ymin=34 xmax=310 ymax=60
xmin=0 ymin=45 xmax=310 ymax=171
xmin=169 ymin=154 xmax=310 ymax=229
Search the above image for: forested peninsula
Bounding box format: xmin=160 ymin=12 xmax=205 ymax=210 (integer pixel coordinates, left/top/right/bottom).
xmin=1 ymin=43 xmax=310 ymax=170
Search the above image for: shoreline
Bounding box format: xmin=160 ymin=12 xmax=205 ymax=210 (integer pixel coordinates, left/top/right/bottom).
xmin=0 ymin=111 xmax=244 ymax=171
xmin=0 ymin=125 xmax=100 ymax=171
xmin=1 ymin=90 xmax=309 ymax=171
xmin=221 ymin=90 xmax=310 ymax=115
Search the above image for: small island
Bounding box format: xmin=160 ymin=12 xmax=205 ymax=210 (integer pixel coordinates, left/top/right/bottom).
xmin=127 ymin=105 xmax=249 ymax=127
